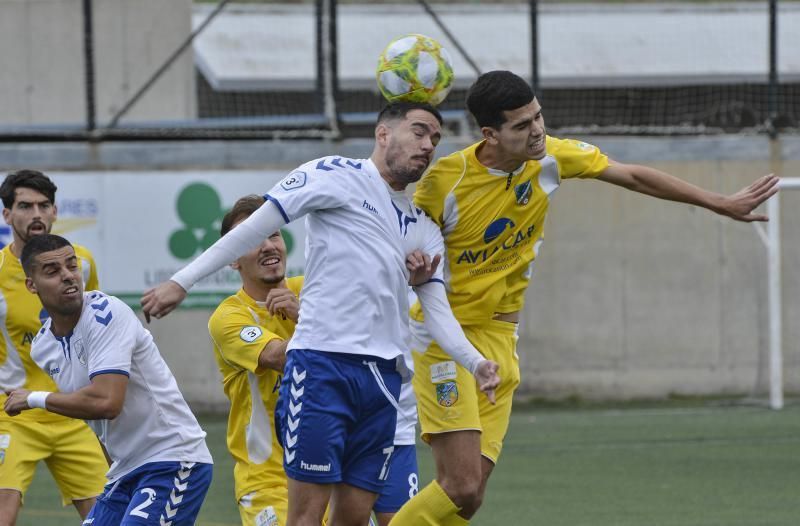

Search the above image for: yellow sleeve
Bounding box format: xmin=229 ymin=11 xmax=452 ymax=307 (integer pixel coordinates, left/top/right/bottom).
xmin=208 ymin=304 xmax=283 ymax=375
xmin=75 ymin=245 xmax=100 ymax=290
xmin=286 ymin=275 xmax=305 ymax=296
xmin=414 ymin=152 xmax=466 ymax=228
xmin=549 ymin=136 xmax=610 ymax=180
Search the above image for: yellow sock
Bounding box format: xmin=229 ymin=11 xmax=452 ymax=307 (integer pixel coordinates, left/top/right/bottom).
xmin=389 ymin=480 xmax=469 ymax=525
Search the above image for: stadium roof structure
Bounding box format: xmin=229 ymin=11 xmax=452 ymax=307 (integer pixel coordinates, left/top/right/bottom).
xmin=192 ymin=2 xmax=800 ymax=92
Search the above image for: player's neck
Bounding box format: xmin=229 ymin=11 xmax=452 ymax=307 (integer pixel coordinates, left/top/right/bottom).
xmin=370 ymin=156 xmax=407 ymax=191
xmin=8 ymin=237 xmax=24 ymax=259
xmin=475 ymin=142 xmax=525 ymax=174
xmin=243 ymin=278 xmax=286 ymax=303
xmin=50 ymin=307 xmax=83 ymax=337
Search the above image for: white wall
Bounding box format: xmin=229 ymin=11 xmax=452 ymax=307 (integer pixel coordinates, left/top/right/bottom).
xmin=0 ymin=0 xmax=195 ymax=127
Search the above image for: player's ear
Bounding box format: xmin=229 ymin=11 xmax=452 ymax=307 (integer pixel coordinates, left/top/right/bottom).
xmin=25 ymin=276 xmax=37 ymax=294
xmin=229 ymin=261 xmax=241 ymax=271
xmin=375 ymin=122 xmax=391 ymax=146
xmin=481 ymin=126 xmax=499 ymax=145
xmin=2 ymin=207 xmax=9 ymax=225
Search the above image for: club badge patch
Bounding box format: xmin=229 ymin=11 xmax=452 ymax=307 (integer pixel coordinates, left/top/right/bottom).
xmin=239 ymin=326 xmax=263 ymax=343
xmin=436 ymin=381 xmax=459 ymax=407
xmin=514 ymin=181 xmax=532 ymax=205
xmin=280 ymin=171 xmax=306 ymax=191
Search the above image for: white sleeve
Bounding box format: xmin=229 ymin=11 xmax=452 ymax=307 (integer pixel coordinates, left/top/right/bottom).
xmin=84 ymin=295 xmax=137 ymax=379
xmin=264 ymin=160 xmax=349 ymax=221
xmin=171 ymin=199 xmax=285 ymax=291
xmin=171 ymin=161 xmax=349 ymax=291
xmin=414 ymin=281 xmax=485 ymax=375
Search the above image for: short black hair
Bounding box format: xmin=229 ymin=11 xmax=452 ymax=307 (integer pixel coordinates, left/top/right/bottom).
xmin=220 ymin=195 xmax=266 ymax=237
xmin=377 ymin=101 xmax=443 ymax=126
xmin=466 ymin=70 xmax=535 ymax=129
xmin=20 ymin=234 xmax=73 ymax=276
xmin=0 ymin=170 xmax=58 ymax=209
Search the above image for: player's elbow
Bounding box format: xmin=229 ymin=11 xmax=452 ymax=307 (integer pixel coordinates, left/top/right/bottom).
xmin=95 ymin=397 xmax=124 ymax=419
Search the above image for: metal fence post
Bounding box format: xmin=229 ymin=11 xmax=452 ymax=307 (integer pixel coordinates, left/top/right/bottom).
xmin=767 ymin=0 xmax=778 ymax=138
xmin=530 ymin=0 xmax=540 ymax=100
xmin=82 ymin=0 xmax=96 ymax=132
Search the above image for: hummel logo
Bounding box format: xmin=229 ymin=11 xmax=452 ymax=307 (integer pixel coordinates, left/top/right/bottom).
xmin=362 ymin=200 xmax=379 ymax=215
xmin=300 ymin=460 xmax=331 ymax=472
xmin=291 ymin=384 xmax=304 ymax=399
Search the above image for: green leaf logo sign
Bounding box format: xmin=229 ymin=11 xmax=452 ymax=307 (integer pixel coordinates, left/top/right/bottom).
xmin=169 ymin=183 xmax=224 ymax=260
xmin=169 ymin=183 xmax=295 ymax=260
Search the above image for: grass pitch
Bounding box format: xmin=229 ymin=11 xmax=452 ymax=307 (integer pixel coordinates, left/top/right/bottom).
xmin=16 ymin=402 xmax=800 ymax=525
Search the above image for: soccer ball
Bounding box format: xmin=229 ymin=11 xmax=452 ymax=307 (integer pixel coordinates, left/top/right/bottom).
xmin=376 ymin=34 xmax=454 ymax=106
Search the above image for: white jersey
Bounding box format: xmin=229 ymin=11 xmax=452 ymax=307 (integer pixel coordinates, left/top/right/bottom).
xmin=31 ymin=292 xmax=212 ymax=482
xmin=266 ymin=157 xmax=444 ymax=374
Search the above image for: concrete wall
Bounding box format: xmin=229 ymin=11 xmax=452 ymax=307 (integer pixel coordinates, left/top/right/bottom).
xmin=0 ymin=0 xmax=195 ymax=127
xmin=2 ymin=136 xmax=798 ymax=407
xmin=521 ymin=159 xmax=800 ymax=400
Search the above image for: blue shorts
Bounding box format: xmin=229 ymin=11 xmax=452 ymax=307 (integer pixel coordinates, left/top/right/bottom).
xmin=373 ymin=444 xmax=419 ymax=513
xmin=276 ymin=349 xmax=401 ymax=493
xmin=85 ymin=461 xmax=212 ymax=525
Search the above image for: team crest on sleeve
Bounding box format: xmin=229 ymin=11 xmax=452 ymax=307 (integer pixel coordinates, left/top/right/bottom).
xmin=574 ymin=140 xmax=595 ymax=151
xmin=280 ymin=171 xmax=307 ymax=191
xmin=239 ymin=326 xmax=263 ymax=343
xmin=436 ymin=381 xmax=459 ymax=407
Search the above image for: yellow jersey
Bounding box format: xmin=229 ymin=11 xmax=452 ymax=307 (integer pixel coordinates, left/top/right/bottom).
xmin=208 ymin=277 xmax=303 ymax=501
xmin=411 ymin=136 xmax=609 ymax=325
xmin=0 ymin=242 xmax=99 ymax=422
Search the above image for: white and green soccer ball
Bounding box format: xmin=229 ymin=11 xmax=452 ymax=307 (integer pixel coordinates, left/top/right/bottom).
xmin=376 ymin=34 xmax=454 ymax=106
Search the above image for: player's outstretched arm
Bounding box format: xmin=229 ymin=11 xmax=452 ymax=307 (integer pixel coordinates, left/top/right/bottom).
xmin=415 ymin=280 xmax=501 ymax=404
xmin=4 ymin=374 xmax=128 ymax=420
xmin=597 ymin=162 xmax=779 ymax=222
xmin=140 ymin=200 xmax=287 ymax=321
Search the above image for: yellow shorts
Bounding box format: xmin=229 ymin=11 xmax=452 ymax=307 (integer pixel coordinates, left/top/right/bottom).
xmin=0 ymin=416 xmax=107 ymax=506
xmin=411 ymin=318 xmax=521 ymax=463
xmin=238 ymin=486 xmax=288 ymax=526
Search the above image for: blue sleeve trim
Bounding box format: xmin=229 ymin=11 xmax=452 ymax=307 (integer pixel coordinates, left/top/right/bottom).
xmin=264 ymin=194 xmax=290 ymax=224
xmin=425 ymin=278 xmax=445 ymax=285
xmin=89 ymin=369 xmax=130 ymax=380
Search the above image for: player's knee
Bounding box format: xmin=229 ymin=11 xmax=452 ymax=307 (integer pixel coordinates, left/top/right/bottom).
xmin=439 ymin=475 xmax=483 ymax=511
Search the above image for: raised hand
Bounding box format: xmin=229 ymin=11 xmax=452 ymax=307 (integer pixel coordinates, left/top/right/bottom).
xmin=140 ymin=280 xmax=187 ymax=323
xmin=718 ymin=173 xmax=779 ymax=222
